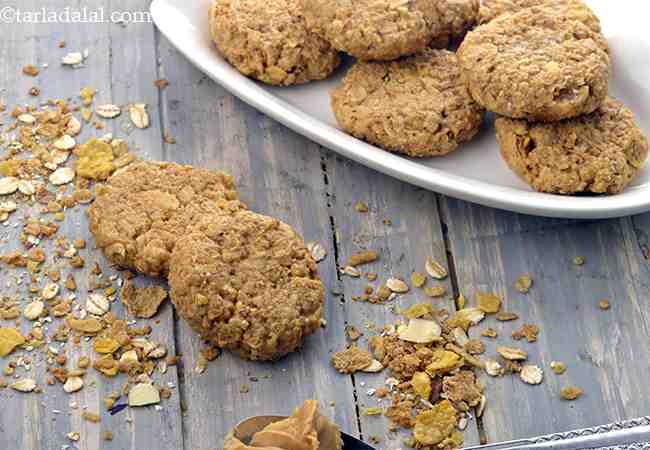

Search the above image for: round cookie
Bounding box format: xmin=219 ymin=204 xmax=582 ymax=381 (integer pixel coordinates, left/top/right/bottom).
xmin=478 ymin=0 xmax=602 ymax=33
xmin=208 ymin=0 xmax=340 ymax=86
xmin=168 ymin=210 xmax=325 ymax=361
xmin=430 ymin=0 xmax=480 ymax=49
xmin=496 ymin=98 xmax=649 ymax=195
xmin=331 ymin=49 xmax=484 ymax=157
xmin=458 ymin=7 xmax=610 ymax=121
xmin=301 ymin=0 xmax=442 ymax=61
xmin=88 ymin=161 xmax=245 ymax=277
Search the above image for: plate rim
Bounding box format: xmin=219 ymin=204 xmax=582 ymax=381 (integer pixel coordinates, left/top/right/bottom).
xmin=150 ymin=0 xmax=650 ymax=219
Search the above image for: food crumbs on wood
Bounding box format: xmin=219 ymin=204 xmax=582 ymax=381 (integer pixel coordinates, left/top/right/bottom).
xmin=121 ymin=280 xmax=168 ymax=318
xmin=560 ymin=386 xmax=583 ymax=400
xmin=354 ymin=201 xmax=369 ymax=212
xmin=573 ymin=256 xmax=585 ymax=266
xmin=477 ymin=292 xmax=502 ymax=314
xmin=514 ymin=275 xmax=533 ymax=293
xmin=550 ymin=361 xmax=567 ymax=375
xmin=598 ymin=299 xmax=611 ymax=310
xmin=346 ymin=250 xmax=378 ymax=267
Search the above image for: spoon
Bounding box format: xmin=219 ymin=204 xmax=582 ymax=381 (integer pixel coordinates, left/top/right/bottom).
xmin=233 ymin=415 xmax=377 ymax=450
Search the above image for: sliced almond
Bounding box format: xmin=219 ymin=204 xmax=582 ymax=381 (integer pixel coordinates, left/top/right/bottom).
xmin=51 ymin=150 xmax=70 ymax=165
xmin=397 ymin=318 xmax=441 ymax=344
xmin=63 ymin=376 xmax=84 ymax=393
xmin=23 ymin=301 xmax=44 ymax=320
xmin=49 ymin=167 xmax=75 ymax=186
xmin=0 ymin=177 xmax=19 ymax=195
xmin=96 ymin=104 xmax=121 ymax=119
xmin=485 ymin=359 xmax=504 ymax=377
xmin=62 ymin=52 xmax=83 ymax=65
xmin=128 ymin=103 xmax=149 ymax=129
xmin=17 ymin=114 xmax=36 ymax=124
xmin=340 ymin=266 xmax=360 ymax=277
xmin=386 ymin=277 xmax=409 ymax=293
xmin=53 ymin=135 xmax=76 ymax=150
xmin=425 ymin=258 xmax=448 ymax=280
xmin=66 ymin=116 xmax=82 ymax=136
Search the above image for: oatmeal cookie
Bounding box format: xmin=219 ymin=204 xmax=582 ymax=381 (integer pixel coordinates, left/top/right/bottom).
xmin=430 ymin=0 xmax=480 ymax=49
xmin=88 ymin=161 xmax=244 ymax=277
xmin=458 ymin=8 xmax=610 ymax=121
xmin=168 ymin=210 xmax=325 ymax=361
xmin=208 ymin=0 xmax=340 ymax=86
xmin=478 ymin=0 xmax=601 ymax=33
xmin=331 ymin=49 xmax=484 ymax=157
xmin=496 ymin=98 xmax=649 ymax=195
xmin=301 ymin=0 xmax=442 ymax=61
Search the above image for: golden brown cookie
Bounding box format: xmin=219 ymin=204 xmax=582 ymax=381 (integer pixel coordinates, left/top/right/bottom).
xmin=331 ymin=49 xmax=484 ymax=157
xmin=458 ymin=7 xmax=610 ymax=121
xmin=168 ymin=210 xmax=325 ymax=361
xmin=208 ymin=0 xmax=340 ymax=86
xmin=430 ymin=0 xmax=480 ymax=49
xmin=88 ymin=161 xmax=244 ymax=277
xmin=478 ymin=0 xmax=601 ymax=33
xmin=301 ymin=0 xmax=442 ymax=61
xmin=496 ymin=98 xmax=649 ymax=195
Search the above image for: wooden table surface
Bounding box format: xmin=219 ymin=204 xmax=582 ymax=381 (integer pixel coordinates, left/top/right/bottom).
xmin=2 ymin=1 xmax=650 ymax=449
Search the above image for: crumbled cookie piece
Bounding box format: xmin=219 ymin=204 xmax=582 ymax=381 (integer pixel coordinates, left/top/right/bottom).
xmin=331 ymin=346 xmax=374 ymax=374
xmin=121 ymin=280 xmax=168 ymax=318
xmin=560 ymin=385 xmax=583 ymax=400
xmin=512 ymin=324 xmax=540 ymax=343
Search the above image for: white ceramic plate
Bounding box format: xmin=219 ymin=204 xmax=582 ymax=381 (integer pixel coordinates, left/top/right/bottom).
xmin=151 ymin=0 xmax=650 ymax=218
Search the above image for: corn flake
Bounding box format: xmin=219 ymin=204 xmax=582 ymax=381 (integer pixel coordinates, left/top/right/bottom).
xmin=76 ymin=138 xmax=115 ymax=180
xmin=0 ymin=328 xmax=26 ymax=357
xmin=426 ymin=350 xmax=463 ymax=375
xmin=413 ymin=400 xmax=457 ymax=446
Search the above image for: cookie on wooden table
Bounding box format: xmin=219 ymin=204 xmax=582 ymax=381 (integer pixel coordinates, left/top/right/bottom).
xmin=496 ymin=98 xmax=649 ymax=195
xmin=331 ymin=49 xmax=484 ymax=157
xmin=88 ymin=161 xmax=245 ymax=277
xmin=458 ymin=7 xmax=610 ymax=121
xmin=208 ymin=0 xmax=340 ymax=86
xmin=478 ymin=0 xmax=602 ymax=33
xmin=168 ymin=210 xmax=325 ymax=361
xmin=301 ymin=0 xmax=442 ymax=61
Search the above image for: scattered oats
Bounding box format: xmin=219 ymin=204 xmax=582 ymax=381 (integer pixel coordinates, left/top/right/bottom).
xmin=86 ymin=293 xmax=110 ymax=316
xmin=10 ymin=378 xmax=36 ymax=392
xmin=361 ymin=359 xmax=384 ymax=373
xmin=520 ymin=365 xmax=543 ymax=385
xmin=424 ymin=285 xmax=446 ymax=298
xmin=347 ymin=250 xmax=378 ymax=267
xmin=306 ymin=242 xmax=327 ymax=262
xmin=67 ymin=432 xmax=80 ymax=442
xmin=23 ymin=301 xmax=44 ymax=320
xmin=398 ymin=318 xmax=441 ymax=344
xmin=22 ymin=65 xmax=40 ymax=76
xmin=476 ymin=395 xmax=486 ymax=418
xmin=496 ymin=346 xmax=527 ymax=361
xmin=49 ymin=167 xmax=75 ymax=185
xmin=0 ymin=177 xmax=19 ymax=195
xmin=425 ymin=258 xmax=448 ymax=280
xmin=0 ymin=201 xmax=16 ymax=212
xmin=354 ymin=201 xmax=369 ymax=213
xmin=96 ymin=104 xmax=121 ymax=119
xmin=128 ymin=383 xmax=160 ymax=406
xmin=514 ymin=275 xmax=533 ymax=293
xmin=63 ymin=376 xmax=84 ymax=393
xmin=458 ymin=417 xmax=468 ymax=431
xmin=411 ymin=272 xmax=426 ymax=288
xmin=17 ymin=180 xmax=35 ymax=195
xmin=485 ymin=359 xmax=504 ymax=377
xmin=550 ymin=361 xmax=567 ymax=375
xmin=128 ymin=103 xmax=149 ymax=129
xmin=386 ymin=278 xmax=409 ymax=293
xmin=341 ymin=266 xmax=361 ymax=277
xmin=66 ymin=116 xmax=82 ymax=136
xmin=451 ymin=328 xmax=469 ymax=347
xmin=42 ymin=283 xmax=60 ymax=300
xmin=53 ymin=135 xmax=76 ymax=150
xmin=496 ymin=312 xmax=518 ymax=322
xmin=560 ymin=386 xmax=583 ymax=401
xmin=62 ymin=52 xmax=83 ymax=65
xmin=598 ymin=299 xmax=611 ymax=310
xmin=573 ymin=256 xmax=585 ymax=266
xmin=17 ymin=114 xmax=36 ymax=124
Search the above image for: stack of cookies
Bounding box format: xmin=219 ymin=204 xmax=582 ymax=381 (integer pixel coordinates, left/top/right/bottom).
xmin=88 ymin=161 xmax=325 ymax=361
xmin=208 ymin=0 xmax=649 ymax=196
xmin=460 ymin=0 xmax=648 ymax=195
